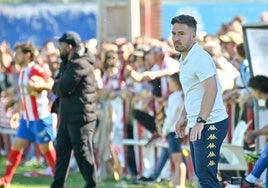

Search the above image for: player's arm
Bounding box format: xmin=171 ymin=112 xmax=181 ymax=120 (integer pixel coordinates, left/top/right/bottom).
xmin=10 ymin=98 xmax=22 ymax=129
xmin=124 ymin=65 xmax=144 ymax=82
xmin=37 ymin=77 xmax=54 ymax=91
xmin=28 ymin=76 xmax=54 ymax=93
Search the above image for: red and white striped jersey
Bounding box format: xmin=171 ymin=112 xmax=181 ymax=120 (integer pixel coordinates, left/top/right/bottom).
xmin=18 ymin=62 xmax=51 ymax=121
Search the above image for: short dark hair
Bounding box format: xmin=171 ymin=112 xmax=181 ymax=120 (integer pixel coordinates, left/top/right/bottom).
xmin=171 ymin=14 xmax=197 ymax=32
xmin=248 ymin=75 xmax=268 ymax=94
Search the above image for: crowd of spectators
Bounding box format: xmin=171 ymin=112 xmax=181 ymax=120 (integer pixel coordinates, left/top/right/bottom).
xmin=0 ymin=11 xmax=268 ymax=186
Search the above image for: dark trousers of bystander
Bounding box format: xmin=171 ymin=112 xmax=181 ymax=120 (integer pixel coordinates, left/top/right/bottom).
xmin=50 ymin=121 xmax=97 ymax=188
xmin=126 ymin=123 xmax=138 ymax=177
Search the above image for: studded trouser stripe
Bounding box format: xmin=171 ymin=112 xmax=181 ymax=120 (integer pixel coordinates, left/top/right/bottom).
xmin=189 ymin=118 xmax=228 ymax=188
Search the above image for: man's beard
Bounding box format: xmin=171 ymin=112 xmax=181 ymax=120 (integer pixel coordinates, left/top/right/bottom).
xmin=60 ymin=52 xmax=68 ymax=62
xmin=174 ymin=43 xmax=186 ymax=53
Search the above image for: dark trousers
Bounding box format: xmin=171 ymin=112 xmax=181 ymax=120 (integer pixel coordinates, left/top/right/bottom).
xmin=51 ymin=121 xmax=97 ymax=188
xmin=126 ymin=123 xmax=138 ymax=176
xmin=133 ymin=109 xmax=157 ymax=134
xmin=190 ymin=118 xmax=228 ymax=188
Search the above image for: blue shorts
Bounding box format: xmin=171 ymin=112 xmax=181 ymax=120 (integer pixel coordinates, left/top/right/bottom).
xmin=16 ymin=115 xmax=54 ymax=144
xmin=167 ymin=132 xmax=183 ymax=154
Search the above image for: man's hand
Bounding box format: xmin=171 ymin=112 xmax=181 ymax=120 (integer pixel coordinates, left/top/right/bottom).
xmin=175 ymin=117 xmax=187 ymax=138
xmin=28 ymin=76 xmax=45 ymax=95
xmin=244 ymin=130 xmax=256 ymax=144
xmin=124 ymin=65 xmax=133 ymax=76
xmin=10 ymin=112 xmax=20 ymax=129
xmin=190 ymin=123 xmax=204 ymax=141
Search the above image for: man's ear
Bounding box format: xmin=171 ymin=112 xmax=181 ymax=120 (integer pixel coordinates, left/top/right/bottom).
xmin=192 ymin=32 xmax=197 ymax=39
xmin=68 ymin=44 xmax=73 ymax=51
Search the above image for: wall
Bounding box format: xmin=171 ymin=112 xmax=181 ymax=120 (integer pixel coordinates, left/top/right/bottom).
xmin=0 ymin=3 xmax=97 ymax=47
xmin=161 ymin=2 xmax=268 ymax=39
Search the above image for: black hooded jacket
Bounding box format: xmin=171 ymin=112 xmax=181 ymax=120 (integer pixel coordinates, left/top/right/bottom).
xmin=52 ymin=48 xmax=97 ymax=123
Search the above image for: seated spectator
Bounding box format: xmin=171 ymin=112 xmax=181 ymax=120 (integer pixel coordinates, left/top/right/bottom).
xmin=242 ymin=75 xmax=268 ymax=187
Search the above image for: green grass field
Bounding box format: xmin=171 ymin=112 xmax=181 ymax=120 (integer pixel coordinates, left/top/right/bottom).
xmin=0 ymin=156 xmax=196 ymax=188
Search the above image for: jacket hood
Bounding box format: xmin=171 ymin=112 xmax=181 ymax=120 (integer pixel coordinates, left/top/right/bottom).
xmin=72 ymin=45 xmax=95 ymax=65
xmin=83 ymin=48 xmax=95 ymax=65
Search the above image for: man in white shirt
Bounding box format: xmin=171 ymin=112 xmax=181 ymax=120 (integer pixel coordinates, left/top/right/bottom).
xmin=172 ymin=15 xmax=228 ymax=188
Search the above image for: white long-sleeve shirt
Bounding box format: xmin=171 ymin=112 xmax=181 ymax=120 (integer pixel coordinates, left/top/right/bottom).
xmin=162 ymin=90 xmax=184 ymax=135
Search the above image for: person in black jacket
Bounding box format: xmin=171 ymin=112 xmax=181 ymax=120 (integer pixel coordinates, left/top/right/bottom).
xmin=50 ymin=31 xmax=97 ymax=188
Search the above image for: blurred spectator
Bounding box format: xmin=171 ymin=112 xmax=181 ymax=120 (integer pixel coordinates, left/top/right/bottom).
xmin=260 ymin=11 xmax=268 ymax=22
xmin=217 ymin=23 xmax=230 ymax=36
xmin=242 ymin=75 xmax=268 ymax=187
xmin=139 ymin=73 xmax=187 ymax=187
xmin=229 ymin=15 xmax=245 ymax=35
xmin=117 ymin=41 xmax=135 ymax=67
xmin=40 ymin=40 xmax=60 ymax=78
xmin=203 ymin=40 xmax=240 ymax=93
xmin=219 ymin=31 xmax=243 ymax=70
xmin=0 ymin=41 xmax=13 ymax=93
xmin=236 ymin=43 xmax=253 ymax=113
xmin=84 ymin=38 xmax=98 ymax=55
xmin=126 ymin=45 xmax=179 ymax=146
xmin=95 ymin=49 xmax=127 ymax=180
